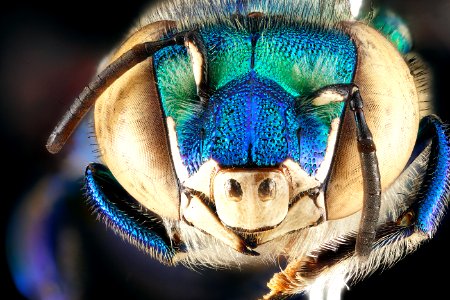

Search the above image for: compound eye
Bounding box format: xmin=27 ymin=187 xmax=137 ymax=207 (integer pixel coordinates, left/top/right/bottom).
xmin=258 ymin=178 xmax=276 ymax=202
xmin=325 ymin=21 xmax=420 ymax=220
xmin=94 ymin=21 xmax=181 ymax=220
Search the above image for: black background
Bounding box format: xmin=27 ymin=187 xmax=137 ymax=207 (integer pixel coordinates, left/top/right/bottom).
xmin=2 ymin=0 xmax=450 ymax=299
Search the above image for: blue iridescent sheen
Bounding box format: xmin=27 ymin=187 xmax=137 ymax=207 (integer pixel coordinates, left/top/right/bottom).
xmin=200 ymin=23 xmax=253 ymax=89
xmin=205 ymin=71 xmax=295 ymax=167
xmin=416 ymin=116 xmax=450 ymax=234
xmin=7 ymin=176 xmax=77 ymax=300
xmin=370 ymin=8 xmax=412 ymax=54
xmin=154 ymin=23 xmax=356 ymax=175
xmin=84 ymin=163 xmax=175 ymax=262
xmin=254 ymin=26 xmax=357 ymax=97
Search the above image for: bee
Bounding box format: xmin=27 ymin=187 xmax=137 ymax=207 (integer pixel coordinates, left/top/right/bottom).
xmin=8 ymin=0 xmax=450 ymax=299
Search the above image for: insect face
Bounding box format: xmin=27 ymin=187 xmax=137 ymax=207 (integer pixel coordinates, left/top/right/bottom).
xmin=43 ymin=1 xmax=450 ymax=299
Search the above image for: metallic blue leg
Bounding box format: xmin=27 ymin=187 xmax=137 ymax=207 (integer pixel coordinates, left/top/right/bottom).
xmin=415 ymin=115 xmax=450 ymax=235
xmin=85 ymin=163 xmax=179 ymax=264
xmin=287 ymin=114 xmax=450 ymax=276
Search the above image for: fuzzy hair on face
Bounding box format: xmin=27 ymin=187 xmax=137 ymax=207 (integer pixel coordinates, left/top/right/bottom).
xmin=134 ymin=0 xmax=353 ymax=32
xmin=88 ymin=1 xmax=441 ymax=299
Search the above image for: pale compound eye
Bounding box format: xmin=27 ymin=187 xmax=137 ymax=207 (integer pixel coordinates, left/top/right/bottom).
xmin=258 ymin=178 xmax=276 ymax=202
xmin=224 ymin=179 xmax=243 ymax=201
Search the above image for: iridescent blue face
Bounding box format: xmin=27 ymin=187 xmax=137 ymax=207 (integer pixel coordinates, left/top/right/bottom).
xmin=154 ymin=22 xmax=356 ymax=176
xmin=36 ymin=2 xmax=450 ymax=299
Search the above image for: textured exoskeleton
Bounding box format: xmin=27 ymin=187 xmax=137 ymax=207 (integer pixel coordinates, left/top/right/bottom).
xmin=14 ymin=0 xmax=450 ymax=299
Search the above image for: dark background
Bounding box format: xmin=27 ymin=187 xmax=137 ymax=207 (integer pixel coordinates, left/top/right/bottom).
xmin=2 ymin=0 xmax=450 ymax=299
